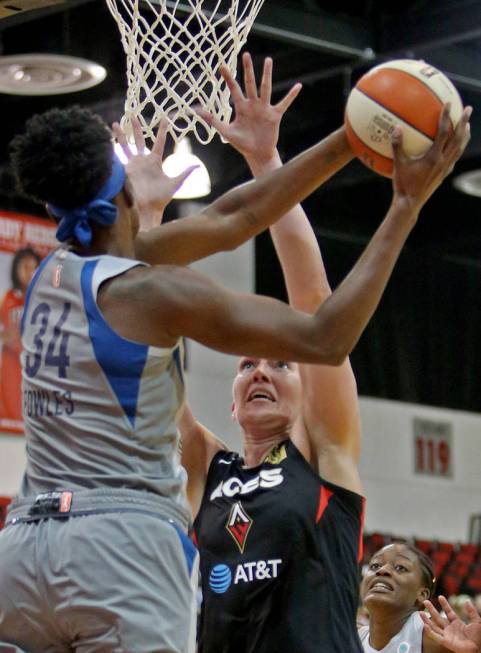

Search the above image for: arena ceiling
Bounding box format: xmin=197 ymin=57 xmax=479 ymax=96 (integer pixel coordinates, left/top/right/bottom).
xmin=1 ymin=0 xmax=481 ymax=411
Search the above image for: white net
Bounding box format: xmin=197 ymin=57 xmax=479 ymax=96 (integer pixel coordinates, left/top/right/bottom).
xmin=106 ymin=0 xmax=266 ymax=144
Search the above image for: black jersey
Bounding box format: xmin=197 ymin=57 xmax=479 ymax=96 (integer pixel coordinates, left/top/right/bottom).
xmin=194 ymin=439 xmax=365 ymax=653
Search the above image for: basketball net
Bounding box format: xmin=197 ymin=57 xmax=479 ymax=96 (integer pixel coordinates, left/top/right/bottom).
xmin=106 ymin=0 xmax=265 ymax=144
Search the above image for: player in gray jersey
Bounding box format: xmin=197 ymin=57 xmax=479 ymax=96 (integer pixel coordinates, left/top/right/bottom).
xmin=0 ymin=99 xmax=470 ymax=653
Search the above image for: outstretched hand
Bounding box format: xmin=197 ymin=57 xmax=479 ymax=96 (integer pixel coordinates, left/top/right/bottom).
xmin=421 ymin=595 xmax=481 ymax=653
xmin=197 ymin=52 xmax=302 ymax=167
xmin=112 ymin=117 xmax=197 ymax=231
xmin=391 ymin=104 xmax=472 ymax=216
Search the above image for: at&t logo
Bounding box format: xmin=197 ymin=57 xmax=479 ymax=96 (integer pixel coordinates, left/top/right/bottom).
xmin=209 ymin=559 xmax=282 ymax=594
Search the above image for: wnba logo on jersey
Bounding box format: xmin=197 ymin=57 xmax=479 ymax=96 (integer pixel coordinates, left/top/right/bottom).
xmin=398 ymin=644 xmax=410 ymax=653
xmin=210 ymin=468 xmax=284 ymax=501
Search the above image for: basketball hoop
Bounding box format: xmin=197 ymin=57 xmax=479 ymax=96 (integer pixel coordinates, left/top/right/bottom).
xmin=105 ymin=0 xmax=265 ymax=144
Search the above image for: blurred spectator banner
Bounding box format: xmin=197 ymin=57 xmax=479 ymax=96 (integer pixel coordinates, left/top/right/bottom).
xmin=413 ymin=417 xmax=453 ymax=478
xmin=0 ymin=211 xmax=56 ymax=435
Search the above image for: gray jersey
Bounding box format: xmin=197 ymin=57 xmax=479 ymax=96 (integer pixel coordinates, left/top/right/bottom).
xmin=19 ymin=248 xmax=188 ymax=513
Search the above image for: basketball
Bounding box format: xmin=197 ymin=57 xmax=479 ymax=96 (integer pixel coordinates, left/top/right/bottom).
xmin=344 ymin=59 xmax=463 ymax=177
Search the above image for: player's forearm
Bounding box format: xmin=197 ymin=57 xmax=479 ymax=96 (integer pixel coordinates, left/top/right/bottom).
xmin=243 ymin=127 xmax=352 ymax=179
xmin=134 ymin=128 xmax=353 ymax=266
xmin=206 ymin=126 xmax=354 ymax=250
xmin=309 ymin=198 xmax=419 ymax=363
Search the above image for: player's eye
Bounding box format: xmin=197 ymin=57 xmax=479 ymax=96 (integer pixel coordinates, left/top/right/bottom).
xmin=369 ymin=562 xmax=381 ymax=571
xmin=240 ymin=360 xmax=254 ymax=371
xmin=276 ymin=361 xmax=289 ymax=369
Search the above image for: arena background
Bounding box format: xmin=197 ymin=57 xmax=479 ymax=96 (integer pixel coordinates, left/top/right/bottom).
xmin=1 ymin=0 xmax=481 ymax=556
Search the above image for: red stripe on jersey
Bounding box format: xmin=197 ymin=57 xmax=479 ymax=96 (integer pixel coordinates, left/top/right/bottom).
xmin=357 ymin=497 xmax=366 ymax=562
xmin=316 ymin=486 xmax=334 ymax=523
xmin=192 ymin=530 xmax=198 ymax=548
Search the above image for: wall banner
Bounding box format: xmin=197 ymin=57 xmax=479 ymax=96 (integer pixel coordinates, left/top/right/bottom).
xmin=0 ymin=211 xmax=56 ymax=434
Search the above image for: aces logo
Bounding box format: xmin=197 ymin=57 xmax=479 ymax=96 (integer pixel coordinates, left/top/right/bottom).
xmin=226 ymin=501 xmax=252 ymax=553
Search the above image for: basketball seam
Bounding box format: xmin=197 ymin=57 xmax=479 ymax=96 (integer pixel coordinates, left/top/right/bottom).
xmin=374 ymin=66 xmax=458 ymax=109
xmin=355 ymin=86 xmax=438 ymax=141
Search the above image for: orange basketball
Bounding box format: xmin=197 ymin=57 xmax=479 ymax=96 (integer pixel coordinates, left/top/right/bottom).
xmin=344 ymin=59 xmax=463 ymax=177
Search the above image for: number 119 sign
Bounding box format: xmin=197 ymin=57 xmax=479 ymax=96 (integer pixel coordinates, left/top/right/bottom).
xmin=413 ymin=417 xmax=453 ymax=478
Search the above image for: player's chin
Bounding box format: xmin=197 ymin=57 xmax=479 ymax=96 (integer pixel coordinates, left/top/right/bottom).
xmin=242 ymin=398 xmax=276 ymax=411
xmin=245 ymin=403 xmax=280 ymax=420
xmin=363 ymin=590 xmax=397 ymax=609
xmin=239 ymin=405 xmax=284 ymax=427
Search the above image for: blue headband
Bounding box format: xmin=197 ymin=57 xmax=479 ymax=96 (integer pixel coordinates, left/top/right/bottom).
xmin=48 ymin=155 xmax=126 ymax=247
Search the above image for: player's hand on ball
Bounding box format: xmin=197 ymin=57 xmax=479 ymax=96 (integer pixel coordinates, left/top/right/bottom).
xmin=112 ymin=117 xmax=197 ymax=231
xmin=391 ymin=103 xmax=472 ymax=215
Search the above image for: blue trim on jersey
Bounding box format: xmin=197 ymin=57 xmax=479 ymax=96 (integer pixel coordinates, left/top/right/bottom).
xmin=20 ymin=250 xmax=56 ymax=336
xmin=80 ymin=259 xmax=148 ymax=428
xmin=171 ymin=522 xmax=198 ymax=577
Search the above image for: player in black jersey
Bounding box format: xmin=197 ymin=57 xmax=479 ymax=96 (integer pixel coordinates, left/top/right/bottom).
xmin=178 ymin=54 xmax=471 ymax=653
xmin=178 ymin=54 xmax=364 ymax=653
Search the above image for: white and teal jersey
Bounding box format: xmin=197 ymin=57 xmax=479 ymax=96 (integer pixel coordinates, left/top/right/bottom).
xmin=19 ymin=248 xmax=188 ymax=512
xmin=359 ymin=611 xmax=423 ymax=653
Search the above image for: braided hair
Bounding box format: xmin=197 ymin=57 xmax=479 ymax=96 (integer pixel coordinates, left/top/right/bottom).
xmin=398 ymin=542 xmax=437 ymax=601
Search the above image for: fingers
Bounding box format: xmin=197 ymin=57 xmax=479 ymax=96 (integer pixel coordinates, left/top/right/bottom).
xmin=430 ymin=103 xmax=451 ymax=157
xmin=243 ymin=51 xmax=258 ymax=100
xmin=443 ymin=105 xmax=472 ymax=163
xmin=464 ymin=599 xmax=481 ymax=624
xmin=195 ymin=106 xmax=228 ymax=138
xmin=420 ymin=611 xmax=446 ymax=638
xmin=151 ymin=117 xmax=168 ymax=158
xmin=112 ymin=121 xmax=133 ymax=161
xmin=220 ymin=64 xmax=245 ymax=105
xmin=421 ymin=619 xmax=446 ymax=646
xmin=275 ymin=82 xmax=302 ymax=114
xmin=259 ymin=56 xmax=272 ymax=102
xmin=439 ymin=595 xmax=459 ymax=623
xmin=173 ymin=164 xmax=199 ymax=189
xmin=131 ymin=116 xmax=146 ymax=155
xmin=423 ymin=599 xmax=448 ymax=628
xmin=391 ymin=125 xmax=405 ymax=164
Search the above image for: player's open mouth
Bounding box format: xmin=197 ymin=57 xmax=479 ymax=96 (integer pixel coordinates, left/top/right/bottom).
xmin=368 ymin=580 xmax=393 ymax=592
xmin=247 ymin=390 xmax=275 ymax=402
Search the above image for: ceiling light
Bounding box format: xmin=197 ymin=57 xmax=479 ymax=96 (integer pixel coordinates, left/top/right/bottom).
xmin=114 ymin=136 xmax=211 ymax=200
xmin=114 ymin=142 xmax=150 ymax=165
xmin=162 ymin=137 xmax=211 ymax=200
xmin=0 ymin=54 xmax=107 ymax=95
xmin=452 ymin=170 xmax=481 ymax=198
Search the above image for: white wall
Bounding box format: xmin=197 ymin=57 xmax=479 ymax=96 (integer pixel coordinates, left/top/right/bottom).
xmin=0 ymin=434 xmax=26 ymax=495
xmin=359 ymin=397 xmax=481 ymax=543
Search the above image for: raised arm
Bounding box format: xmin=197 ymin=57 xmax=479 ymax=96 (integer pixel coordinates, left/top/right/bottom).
xmin=222 ymin=55 xmax=361 ymax=491
xmin=121 ymin=88 xmax=468 ymax=509
xmin=115 ymin=65 xmax=354 ymax=267
xmin=101 ymin=104 xmax=470 ymax=365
